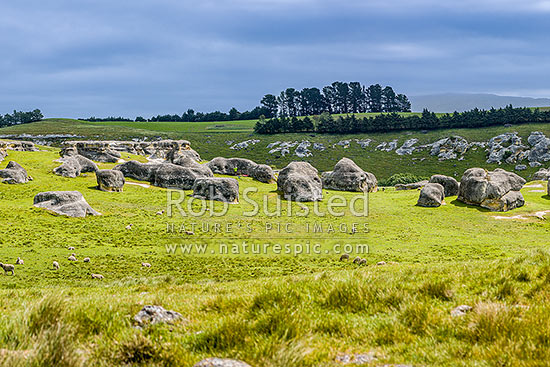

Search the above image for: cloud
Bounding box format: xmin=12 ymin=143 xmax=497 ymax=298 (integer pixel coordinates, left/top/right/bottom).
xmin=0 ymin=0 xmax=548 ymax=117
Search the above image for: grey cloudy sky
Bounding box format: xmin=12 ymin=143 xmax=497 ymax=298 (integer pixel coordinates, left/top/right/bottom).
xmin=1 ymin=0 xmax=549 ymax=118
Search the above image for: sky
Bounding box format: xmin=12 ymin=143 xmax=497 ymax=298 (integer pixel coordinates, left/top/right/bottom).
xmin=0 ymin=0 xmax=549 ymax=118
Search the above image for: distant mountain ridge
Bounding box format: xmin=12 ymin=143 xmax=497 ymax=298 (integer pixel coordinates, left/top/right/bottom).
xmin=410 ymin=93 xmax=550 ymax=113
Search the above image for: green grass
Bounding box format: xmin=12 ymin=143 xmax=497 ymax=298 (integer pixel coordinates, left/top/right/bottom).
xmin=3 ymin=117 xmax=550 ymax=182
xmin=0 ymin=149 xmax=550 ymax=365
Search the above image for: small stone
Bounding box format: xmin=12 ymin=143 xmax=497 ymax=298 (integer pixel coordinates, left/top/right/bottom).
xmin=193 ymin=357 xmax=252 ymax=367
xmin=451 ymin=305 xmax=472 ymax=317
xmin=133 ymin=305 xmax=183 ymax=326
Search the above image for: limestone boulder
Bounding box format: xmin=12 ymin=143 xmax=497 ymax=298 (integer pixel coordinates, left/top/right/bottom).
xmin=53 ymin=157 xmax=81 ymax=178
xmin=322 ymin=157 xmax=377 ymax=192
xmin=395 ymin=180 xmax=429 ymax=190
xmin=33 ymin=191 xmax=100 ymax=217
xmin=533 ymin=168 xmax=550 ymax=181
xmin=458 ymin=168 xmax=525 ymax=211
xmin=192 ymin=177 xmax=239 ymax=203
xmin=277 ymin=162 xmax=322 ymax=202
xmin=96 ymin=169 xmax=125 ymax=192
xmin=133 ymin=305 xmax=182 ymax=326
xmin=417 ymin=183 xmax=445 ymax=207
xmin=0 ymin=161 xmax=31 ymax=184
xmin=193 ymin=358 xmax=251 ymax=367
xmin=251 ymin=164 xmax=276 ymax=184
xmin=429 ymin=174 xmax=459 ymax=197
xmin=114 ymin=160 xmax=162 ymax=182
xmin=207 ymin=157 xmax=275 ymax=183
xmin=152 ymin=163 xmax=212 ymax=190
xmin=171 ymin=157 xmax=213 ymax=177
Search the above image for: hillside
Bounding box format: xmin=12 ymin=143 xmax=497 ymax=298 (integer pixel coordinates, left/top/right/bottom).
xmin=1 ymin=147 xmax=550 ymax=365
xmin=2 ymin=117 xmax=550 ymax=182
xmin=410 ymin=93 xmax=550 ymax=112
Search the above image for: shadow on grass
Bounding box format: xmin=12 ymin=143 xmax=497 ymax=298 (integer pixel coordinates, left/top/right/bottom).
xmin=542 ymin=195 xmax=550 ymax=200
xmin=449 ymin=199 xmax=492 ymax=212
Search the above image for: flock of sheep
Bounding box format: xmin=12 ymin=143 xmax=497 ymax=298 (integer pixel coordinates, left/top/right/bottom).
xmin=0 ymin=247 xmax=153 ymax=279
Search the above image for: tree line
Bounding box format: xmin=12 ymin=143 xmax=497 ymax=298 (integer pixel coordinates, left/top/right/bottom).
xmin=0 ymin=109 xmax=44 ymax=128
xmin=254 ymin=106 xmax=550 ymax=134
xmin=81 ymin=107 xmax=271 ymax=123
xmin=260 ymin=82 xmax=411 ymax=118
xmin=81 ymin=81 xmax=410 ymax=122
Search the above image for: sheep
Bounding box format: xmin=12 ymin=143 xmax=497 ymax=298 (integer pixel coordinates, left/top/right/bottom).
xmin=352 ymin=257 xmax=361 ymax=264
xmin=53 ymin=261 xmax=60 ymax=270
xmin=339 ymin=253 xmax=350 ymax=261
xmin=68 ymin=246 xmax=75 ymax=251
xmin=184 ymin=230 xmax=194 ymax=235
xmin=125 ymin=224 xmax=133 ymax=230
xmin=15 ymin=257 xmax=24 ymax=265
xmin=358 ymin=258 xmax=367 ymax=266
xmin=91 ymin=273 xmax=104 ymax=279
xmin=83 ymin=257 xmax=90 ymax=263
xmin=68 ymin=254 xmax=77 ymax=261
xmin=141 ymin=262 xmax=151 ymax=268
xmin=376 ymin=261 xmax=387 ymax=266
xmin=156 ymin=210 xmax=164 ymax=215
xmin=0 ymin=263 xmax=15 ymax=275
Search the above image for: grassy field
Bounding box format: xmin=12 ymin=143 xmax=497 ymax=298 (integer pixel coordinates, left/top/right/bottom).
xmin=3 ymin=118 xmax=550 ymax=182
xmin=1 ymin=148 xmax=550 ymax=365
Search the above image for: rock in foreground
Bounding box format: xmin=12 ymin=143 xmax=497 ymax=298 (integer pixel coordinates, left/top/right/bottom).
xmin=192 ymin=177 xmax=239 ymax=203
xmin=153 ymin=163 xmax=213 ymax=190
xmin=133 ymin=305 xmax=182 ymax=326
xmin=114 ymin=160 xmax=161 ymax=182
xmin=207 ymin=157 xmax=276 ymax=184
xmin=0 ymin=161 xmax=31 ymax=184
xmin=458 ymin=168 xmax=525 ymax=211
xmin=96 ymin=169 xmax=125 ymax=192
xmin=33 ymin=191 xmax=100 ymax=217
xmin=193 ymin=358 xmax=251 ymax=367
xmin=429 ymin=174 xmax=459 ymax=197
xmin=417 ymin=183 xmax=445 ymax=207
xmin=322 ymin=157 xmax=377 ymax=192
xmin=277 ymin=161 xmax=322 ymax=202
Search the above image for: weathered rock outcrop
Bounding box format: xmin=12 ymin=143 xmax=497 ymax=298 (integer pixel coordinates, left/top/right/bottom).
xmin=153 ymin=163 xmax=213 ymax=190
xmin=54 ymin=155 xmax=98 ymax=178
xmin=54 ymin=157 xmax=81 ymax=178
xmin=395 ymin=180 xmax=429 ymax=191
xmin=417 ymin=183 xmax=445 ymax=207
xmin=533 ymin=168 xmax=550 ymax=181
xmin=458 ymin=168 xmax=525 ymax=211
xmin=429 ymin=174 xmax=459 ymax=197
xmin=251 ymin=164 xmax=277 ymax=184
xmin=321 ymin=157 xmax=377 ymax=192
xmin=486 ymin=133 xmax=528 ymax=164
xmin=114 ymin=160 xmax=212 ymax=189
xmin=192 ymin=177 xmax=239 ymax=203
xmin=396 ymin=138 xmax=419 ymax=155
xmin=114 ymin=161 xmax=162 ymax=182
xmin=62 ymin=140 xmax=200 ymax=163
xmin=0 ymin=140 xmax=37 ymax=152
xmin=33 ymin=191 xmax=100 ymax=217
xmin=528 ymin=132 xmax=550 ymax=163
xmin=207 ymin=157 xmax=276 ymax=184
xmin=430 ymin=136 xmax=469 ymax=160
xmin=96 ymin=169 xmax=125 ymax=192
xmin=0 ymin=161 xmax=31 ymax=184
xmin=277 ymin=162 xmax=322 ymax=202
